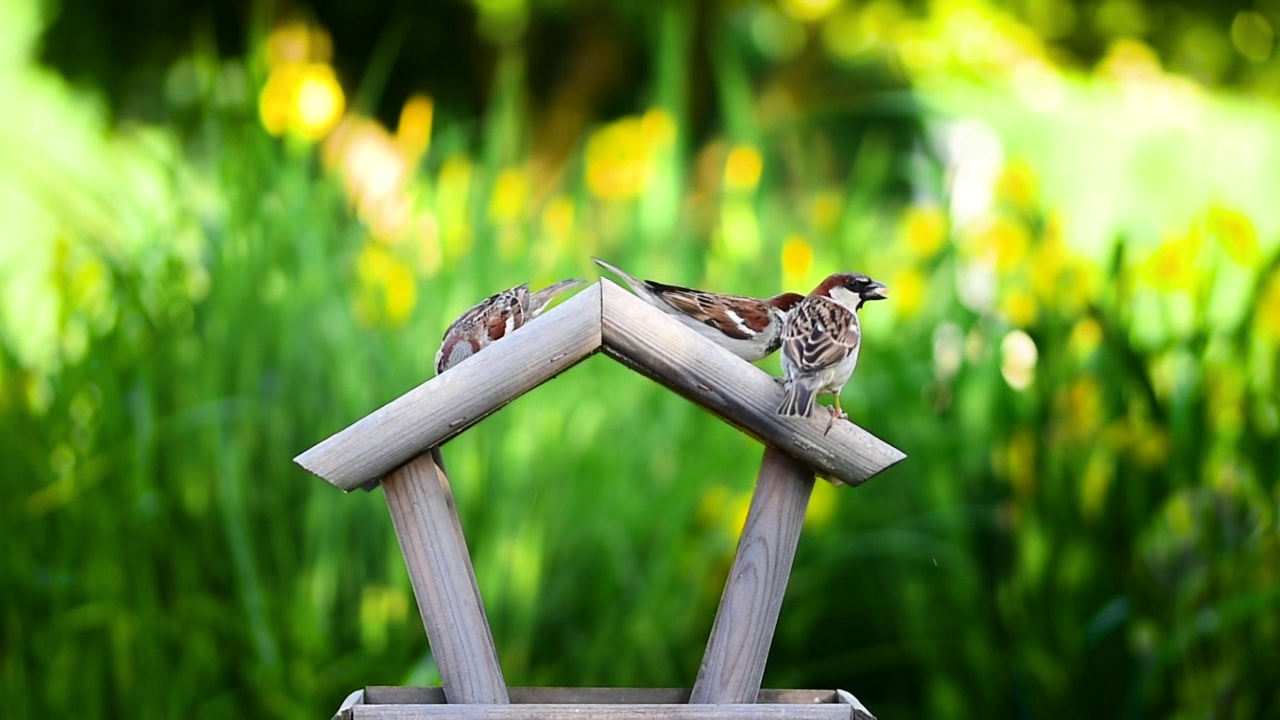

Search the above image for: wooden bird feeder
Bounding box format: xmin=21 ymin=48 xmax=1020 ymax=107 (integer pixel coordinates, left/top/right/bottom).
xmin=296 ymin=279 xmax=905 ymax=720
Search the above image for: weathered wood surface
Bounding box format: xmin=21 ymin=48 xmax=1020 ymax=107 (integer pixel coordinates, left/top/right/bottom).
xmin=344 ymin=705 xmax=854 ymax=719
xmin=296 ymin=283 xmax=602 ymax=491
xmin=835 ymin=690 xmax=877 ymax=720
xmin=599 ymin=280 xmax=904 ymax=487
xmin=383 ymin=450 xmax=508 ymax=704
xmin=359 ymin=688 xmax=842 ymax=705
xmin=690 ymin=447 xmax=815 ymax=704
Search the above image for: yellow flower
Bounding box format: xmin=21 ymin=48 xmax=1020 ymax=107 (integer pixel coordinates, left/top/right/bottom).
xmin=1068 ymin=317 xmax=1104 ymax=357
xmin=355 ymin=243 xmax=418 ymax=326
xmin=1208 ymin=206 xmax=1259 ymax=266
xmin=585 ymin=117 xmax=650 ymax=201
xmin=889 ymin=267 xmax=926 ymax=320
xmin=996 ymin=161 xmax=1038 ymax=209
xmin=488 ymin=167 xmax=529 ymax=224
xmin=265 ymin=22 xmax=332 ymax=67
xmin=781 ymin=234 xmax=814 ymax=286
xmin=1057 ymin=376 xmax=1104 ymax=444
xmin=259 ymin=63 xmax=345 ymax=140
xmin=1000 ymin=289 xmax=1038 ymax=327
xmin=981 ymin=217 xmax=1030 ymax=271
xmin=1256 ymin=271 xmax=1280 ymax=342
xmin=541 ymin=196 xmax=575 ymax=241
xmin=397 ymin=93 xmax=434 ymax=160
xmin=901 ymin=204 xmax=948 ymax=259
xmin=640 ymin=108 xmax=677 ymax=148
xmin=780 ymin=0 xmax=841 ymax=22
xmin=1142 ymin=229 xmax=1203 ymax=293
xmin=724 ymin=145 xmax=764 ymax=191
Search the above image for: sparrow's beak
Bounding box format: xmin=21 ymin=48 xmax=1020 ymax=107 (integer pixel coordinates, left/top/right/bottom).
xmin=864 ymin=281 xmax=889 ymax=301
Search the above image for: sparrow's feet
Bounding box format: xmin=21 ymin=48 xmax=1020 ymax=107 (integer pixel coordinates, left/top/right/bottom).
xmin=823 ymin=405 xmax=848 ymax=435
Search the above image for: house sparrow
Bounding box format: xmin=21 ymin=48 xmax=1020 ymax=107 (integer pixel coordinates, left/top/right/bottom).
xmin=776 ymin=273 xmax=888 ymax=433
xmin=593 ymin=257 xmax=804 ymax=362
xmin=435 ymin=278 xmax=585 ymax=374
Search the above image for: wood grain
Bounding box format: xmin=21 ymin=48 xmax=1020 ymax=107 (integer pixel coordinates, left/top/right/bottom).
xmin=383 ymin=450 xmax=508 ymax=705
xmin=598 ymin=280 xmax=904 ymax=487
xmin=358 ymin=688 xmax=842 ymax=705
xmin=296 ymin=283 xmax=602 ymax=491
xmin=346 ymin=705 xmax=853 ymax=719
xmin=690 ymin=447 xmax=815 ymax=704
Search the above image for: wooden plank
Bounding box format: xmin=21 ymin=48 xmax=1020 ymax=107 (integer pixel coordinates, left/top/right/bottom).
xmin=360 ymin=688 xmax=840 ymax=705
xmin=349 ymin=705 xmax=851 ymax=719
xmin=296 ymin=283 xmax=603 ymax=491
xmin=383 ymin=450 xmax=509 ymax=704
xmin=599 ymin=280 xmax=904 ymax=487
xmin=690 ymin=447 xmax=815 ymax=704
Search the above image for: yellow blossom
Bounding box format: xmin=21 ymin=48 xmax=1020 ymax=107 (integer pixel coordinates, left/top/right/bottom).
xmin=781 ymin=234 xmax=814 ymax=286
xmin=542 ymin=196 xmax=575 ymax=241
xmin=1142 ymin=229 xmax=1203 ymax=293
xmin=901 ymin=204 xmax=948 ymax=259
xmin=488 ymin=167 xmax=529 ymax=224
xmin=996 ymin=161 xmax=1038 ymax=209
xmin=1255 ymin=271 xmax=1280 ymax=342
xmin=1000 ymin=289 xmax=1038 ymax=327
xmin=724 ymin=145 xmax=764 ymax=191
xmin=1058 ymin=377 xmax=1104 ymax=443
xmin=981 ymin=217 xmax=1031 ymax=271
xmin=889 ymin=268 xmax=926 ymax=320
xmin=1068 ymin=317 xmax=1104 ymax=357
xmin=397 ymin=93 xmax=434 ymax=160
xmin=355 ymin=243 xmax=417 ymax=326
xmin=585 ymin=117 xmax=651 ymax=201
xmin=259 ymin=62 xmax=345 ymax=140
xmin=640 ymin=108 xmax=677 ymax=148
xmin=1208 ymin=206 xmax=1259 ymax=266
xmin=265 ymin=22 xmax=332 ymax=67
xmin=780 ymin=0 xmax=841 ymax=22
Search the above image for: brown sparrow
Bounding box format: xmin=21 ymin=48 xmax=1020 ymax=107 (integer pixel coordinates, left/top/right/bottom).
xmin=777 ymin=273 xmax=888 ymax=433
xmin=593 ymin=257 xmax=804 ymax=361
xmin=435 ymin=278 xmax=584 ymax=374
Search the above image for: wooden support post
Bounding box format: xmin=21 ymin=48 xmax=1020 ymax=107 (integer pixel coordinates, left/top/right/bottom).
xmin=383 ymin=448 xmax=509 ymax=705
xmin=690 ymin=446 xmax=815 ymax=704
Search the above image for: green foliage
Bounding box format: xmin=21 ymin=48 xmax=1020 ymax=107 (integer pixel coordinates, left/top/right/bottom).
xmin=4 ymin=1 xmax=1280 ymax=719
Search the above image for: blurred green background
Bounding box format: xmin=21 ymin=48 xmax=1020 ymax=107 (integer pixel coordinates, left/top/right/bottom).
xmin=4 ymin=0 xmax=1280 ymax=717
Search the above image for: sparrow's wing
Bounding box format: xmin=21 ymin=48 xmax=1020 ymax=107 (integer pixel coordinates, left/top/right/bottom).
xmin=441 ymin=284 xmax=529 ymax=342
xmin=781 ymin=296 xmax=860 ymax=373
xmin=651 ymin=286 xmax=773 ymax=340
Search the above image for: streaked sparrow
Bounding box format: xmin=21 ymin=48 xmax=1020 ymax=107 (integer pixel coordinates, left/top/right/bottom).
xmin=776 ymin=272 xmax=888 ymax=433
xmin=435 ymin=278 xmax=584 ymax=374
xmin=593 ymin=257 xmax=804 ymax=362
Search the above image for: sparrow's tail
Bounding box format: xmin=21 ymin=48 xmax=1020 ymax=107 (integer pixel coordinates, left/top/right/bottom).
xmin=777 ymin=380 xmax=816 ymax=417
xmin=528 ymin=278 xmax=586 ymax=316
xmin=591 ymin=257 xmax=652 ymax=297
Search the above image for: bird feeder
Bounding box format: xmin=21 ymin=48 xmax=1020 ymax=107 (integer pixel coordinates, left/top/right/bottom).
xmin=296 ymin=279 xmax=905 ymax=719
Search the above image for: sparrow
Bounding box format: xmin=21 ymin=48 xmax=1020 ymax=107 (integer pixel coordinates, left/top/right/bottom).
xmin=776 ymin=272 xmax=888 ymax=433
xmin=435 ymin=278 xmax=584 ymax=374
xmin=593 ymin=257 xmax=804 ymax=362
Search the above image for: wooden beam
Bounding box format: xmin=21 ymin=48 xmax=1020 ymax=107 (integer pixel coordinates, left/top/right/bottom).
xmin=346 ymin=705 xmax=853 ymax=719
xmin=359 ymin=688 xmax=842 ymax=705
xmin=690 ymin=447 xmax=814 ymax=704
xmin=599 ymin=280 xmax=905 ymax=487
xmin=383 ymin=450 xmax=509 ymax=705
xmin=296 ymin=283 xmax=602 ymax=491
